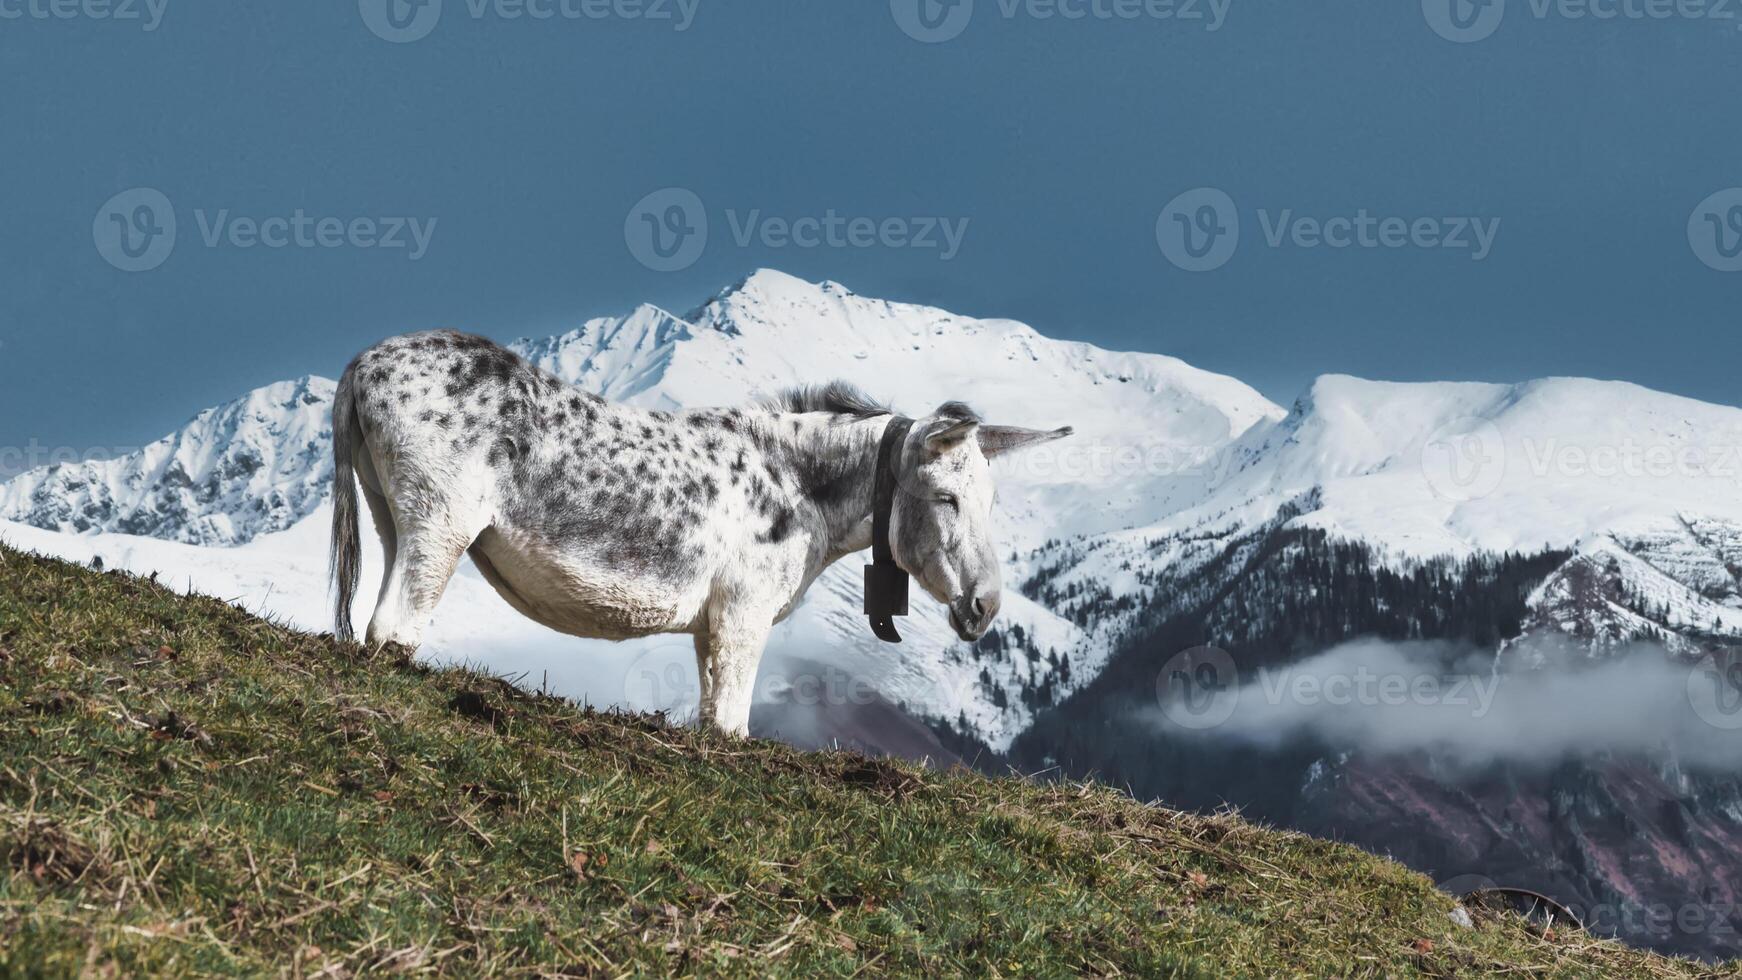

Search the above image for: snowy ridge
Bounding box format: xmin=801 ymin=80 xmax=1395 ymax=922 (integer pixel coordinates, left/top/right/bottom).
xmin=1203 ymin=374 xmax=1742 ymax=557
xmin=512 ymin=304 xmax=694 ymax=409
xmin=1027 ymin=373 xmax=1742 ymax=670
xmin=0 ymin=376 xmax=335 ymax=547
xmin=519 ymin=270 xmax=1285 ymax=541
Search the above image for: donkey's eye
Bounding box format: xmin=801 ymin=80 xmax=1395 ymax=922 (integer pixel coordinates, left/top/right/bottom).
xmin=935 ymin=494 xmax=960 ymax=511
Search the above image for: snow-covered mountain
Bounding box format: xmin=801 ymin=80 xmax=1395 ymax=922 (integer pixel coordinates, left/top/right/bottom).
xmin=1027 ymin=373 xmax=1742 ymax=670
xmin=516 ymin=270 xmax=1283 ymax=540
xmin=1210 ymin=374 xmax=1742 ymax=559
xmin=0 ymin=270 xmax=1281 ymax=748
xmin=0 ymin=376 xmax=334 ymax=547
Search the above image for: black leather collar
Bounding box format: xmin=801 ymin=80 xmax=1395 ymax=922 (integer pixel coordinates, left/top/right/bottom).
xmin=865 ymin=416 xmax=914 ymax=643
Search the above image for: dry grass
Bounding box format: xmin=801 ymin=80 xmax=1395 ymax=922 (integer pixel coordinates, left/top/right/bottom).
xmin=0 ymin=540 xmax=1735 ymax=978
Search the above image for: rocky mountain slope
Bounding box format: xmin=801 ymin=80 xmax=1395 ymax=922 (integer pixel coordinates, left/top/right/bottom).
xmin=1021 ymin=372 xmax=1742 ymax=683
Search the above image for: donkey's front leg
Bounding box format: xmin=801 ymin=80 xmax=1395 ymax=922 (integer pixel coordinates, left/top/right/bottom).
xmin=698 ymin=612 xmax=771 ymax=737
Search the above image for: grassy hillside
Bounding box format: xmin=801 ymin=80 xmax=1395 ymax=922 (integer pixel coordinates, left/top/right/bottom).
xmin=0 ymin=542 xmax=1733 ymax=978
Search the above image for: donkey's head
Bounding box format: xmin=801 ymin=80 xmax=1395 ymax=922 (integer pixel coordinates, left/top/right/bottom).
xmin=891 ymin=403 xmax=1073 ymax=642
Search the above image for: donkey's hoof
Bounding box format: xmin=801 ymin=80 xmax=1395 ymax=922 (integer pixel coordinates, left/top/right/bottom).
xmin=373 ymin=641 xmax=418 ymax=666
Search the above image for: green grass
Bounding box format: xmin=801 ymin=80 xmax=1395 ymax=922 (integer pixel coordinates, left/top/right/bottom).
xmin=0 ymin=542 xmax=1735 ymax=978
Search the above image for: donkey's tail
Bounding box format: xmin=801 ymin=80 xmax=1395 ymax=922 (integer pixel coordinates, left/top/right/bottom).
xmin=329 ymin=363 xmax=364 ymax=643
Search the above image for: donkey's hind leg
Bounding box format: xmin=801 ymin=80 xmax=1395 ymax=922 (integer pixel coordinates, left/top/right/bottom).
xmin=366 ymin=522 xmax=477 ymax=654
xmin=358 ymin=482 xmax=398 ymax=613
xmin=364 ymin=473 xmax=487 ymax=655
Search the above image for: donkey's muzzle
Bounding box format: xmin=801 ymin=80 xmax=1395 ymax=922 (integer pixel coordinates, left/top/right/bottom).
xmin=949 ymin=593 xmax=999 ymax=642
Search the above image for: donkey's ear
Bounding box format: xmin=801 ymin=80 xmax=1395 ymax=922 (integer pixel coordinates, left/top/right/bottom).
xmin=977 ymin=424 xmax=1074 ymax=459
xmin=923 ymin=418 xmax=980 ymax=458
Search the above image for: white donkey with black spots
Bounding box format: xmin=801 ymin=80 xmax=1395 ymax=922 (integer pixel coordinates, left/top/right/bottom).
xmin=330 ymin=330 xmax=1072 ymax=735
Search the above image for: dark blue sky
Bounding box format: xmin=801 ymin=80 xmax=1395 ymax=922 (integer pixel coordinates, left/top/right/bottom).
xmin=5 ymin=1 xmax=1740 ymax=473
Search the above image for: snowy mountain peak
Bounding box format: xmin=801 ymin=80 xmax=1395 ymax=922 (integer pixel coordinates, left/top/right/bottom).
xmin=520 ymin=272 xmax=1286 ymax=539
xmin=511 ymin=304 xmax=693 ymax=407
xmin=696 ymin=267 xmax=855 ymax=314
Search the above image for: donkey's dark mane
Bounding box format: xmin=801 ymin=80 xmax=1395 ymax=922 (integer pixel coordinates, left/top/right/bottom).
xmin=765 ymin=382 xmax=986 ymax=429
xmin=932 ymin=401 xmax=982 ymax=423
xmin=765 ymin=381 xmax=893 ymax=420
